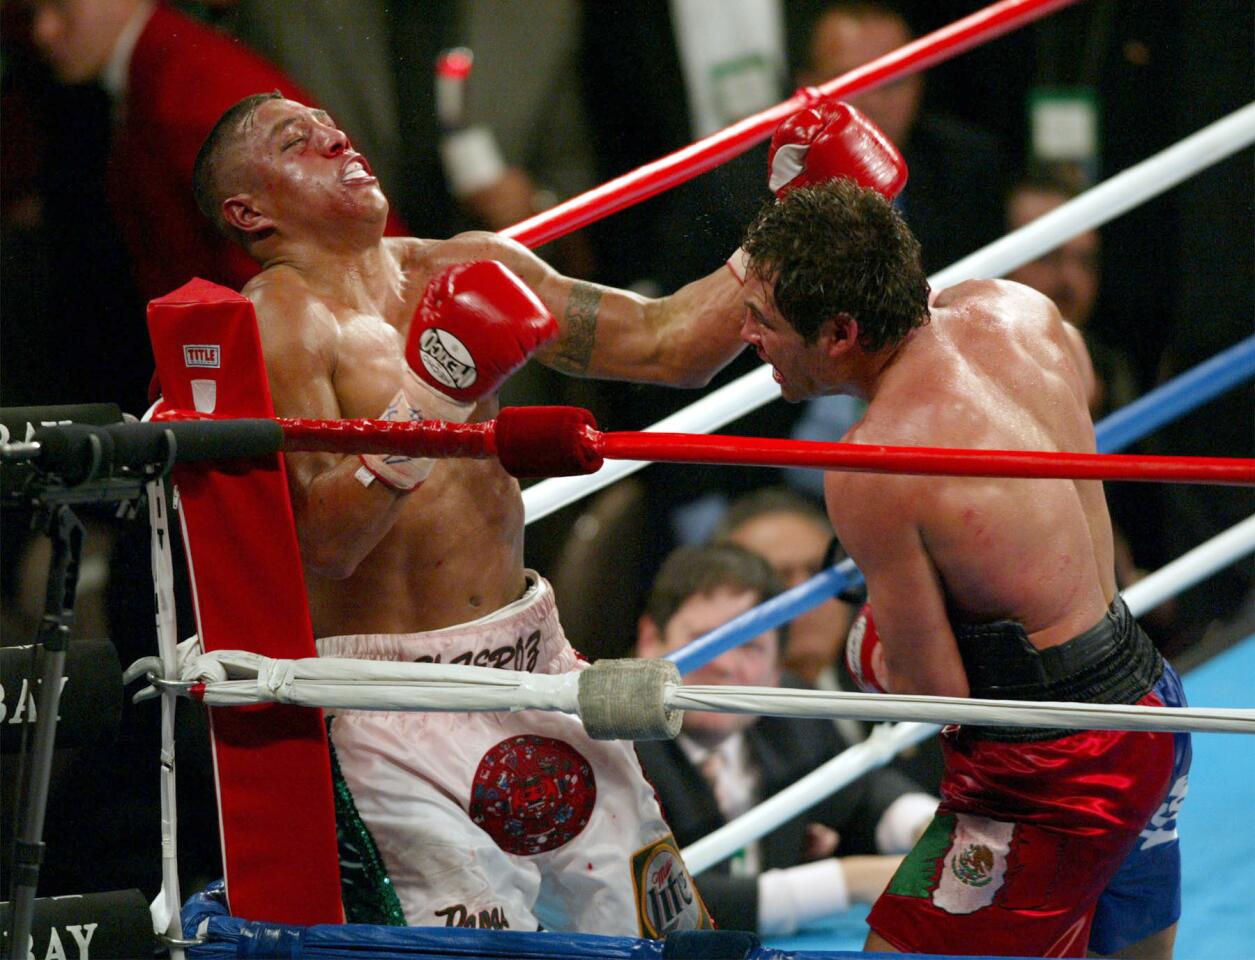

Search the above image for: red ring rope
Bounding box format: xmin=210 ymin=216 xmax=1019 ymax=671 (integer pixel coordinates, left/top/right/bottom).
xmin=266 ymin=411 xmax=1255 ymax=487
xmin=590 ymin=429 xmax=1255 ymax=487
xmin=501 ymin=0 xmax=1083 ymax=250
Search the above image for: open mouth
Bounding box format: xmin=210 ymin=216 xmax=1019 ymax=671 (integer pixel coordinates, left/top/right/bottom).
xmin=755 ymin=348 xmax=781 ymax=382
xmin=341 ymin=156 xmax=376 ymax=184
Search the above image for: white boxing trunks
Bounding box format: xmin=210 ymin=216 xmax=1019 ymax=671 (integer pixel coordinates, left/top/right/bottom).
xmin=319 ymin=572 xmax=712 ymax=935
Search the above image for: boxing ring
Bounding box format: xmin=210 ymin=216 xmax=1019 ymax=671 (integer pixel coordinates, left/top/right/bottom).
xmin=29 ymin=0 xmax=1244 ymax=956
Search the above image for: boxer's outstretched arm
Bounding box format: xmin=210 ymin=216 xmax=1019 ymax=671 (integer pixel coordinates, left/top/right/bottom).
xmin=536 ymin=266 xmax=747 ymax=387
xmin=250 ymin=278 xmax=409 ymax=580
xmin=421 ymin=232 xmax=747 ymax=388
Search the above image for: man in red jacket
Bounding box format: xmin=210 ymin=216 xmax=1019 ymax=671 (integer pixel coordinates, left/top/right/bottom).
xmin=29 ymin=0 xmax=405 ymax=303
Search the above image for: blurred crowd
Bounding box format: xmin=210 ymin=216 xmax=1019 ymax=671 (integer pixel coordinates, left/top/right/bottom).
xmin=1 ymin=0 xmax=1250 ymax=924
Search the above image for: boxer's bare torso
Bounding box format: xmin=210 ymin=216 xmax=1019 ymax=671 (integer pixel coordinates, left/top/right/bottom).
xmin=247 ymin=235 xmax=525 ymax=636
xmin=216 ymin=98 xmax=744 ymax=637
xmin=825 ymin=280 xmax=1116 ymax=697
xmin=245 ymin=228 xmax=745 ymax=638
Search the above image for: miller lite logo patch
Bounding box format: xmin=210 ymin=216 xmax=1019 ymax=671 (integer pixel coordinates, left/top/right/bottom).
xmin=631 ymin=835 xmax=713 ymax=937
xmin=183 ymin=344 xmax=221 ymax=368
xmin=419 ymin=328 xmax=477 ymax=390
xmin=469 ymin=735 xmax=595 ymax=856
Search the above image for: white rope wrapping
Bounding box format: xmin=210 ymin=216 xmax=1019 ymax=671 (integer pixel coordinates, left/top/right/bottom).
xmin=182 ymin=651 xmax=582 ymax=715
xmin=577 ymin=658 xmax=685 ymax=740
xmin=178 ymin=650 xmax=1254 ymax=735
xmin=522 ymin=101 xmax=1255 ymax=524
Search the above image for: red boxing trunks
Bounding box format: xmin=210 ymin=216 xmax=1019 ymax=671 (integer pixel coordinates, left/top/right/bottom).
xmin=867 ymin=597 xmax=1178 ymax=957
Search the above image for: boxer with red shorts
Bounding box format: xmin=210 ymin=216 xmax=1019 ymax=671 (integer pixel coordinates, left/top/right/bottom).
xmin=866 ymin=596 xmax=1190 ymax=957
xmin=739 ymin=154 xmax=1187 ymax=956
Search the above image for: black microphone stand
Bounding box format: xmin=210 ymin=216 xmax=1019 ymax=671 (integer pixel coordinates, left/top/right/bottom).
xmin=1 ymin=411 xmax=285 ymax=951
xmin=2 ymin=456 xmax=144 ymax=958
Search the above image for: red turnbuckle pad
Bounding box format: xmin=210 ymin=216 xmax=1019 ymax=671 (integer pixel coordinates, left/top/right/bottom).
xmin=494 ymin=406 xmax=603 ymax=478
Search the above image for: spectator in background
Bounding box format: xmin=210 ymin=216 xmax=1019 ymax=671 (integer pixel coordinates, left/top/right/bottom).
xmin=28 ymin=0 xmax=324 ymax=305
xmin=430 ymin=0 xmax=603 ymax=424
xmin=434 ymin=3 xmax=597 ymax=268
xmin=635 ymin=543 xmax=936 ymax=935
xmin=581 ymin=0 xmax=793 ymax=294
xmin=221 ymin=1 xmax=595 ymax=273
xmin=800 ymin=1 xmax=1008 ymax=274
xmin=1006 ymin=169 xmax=1139 ymax=418
xmin=714 ymin=487 xmax=855 ymax=689
xmin=217 ymin=0 xmax=406 ymax=211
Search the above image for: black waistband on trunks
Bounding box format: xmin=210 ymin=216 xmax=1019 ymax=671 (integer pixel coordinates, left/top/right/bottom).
xmin=952 ymin=595 xmax=1164 ymax=741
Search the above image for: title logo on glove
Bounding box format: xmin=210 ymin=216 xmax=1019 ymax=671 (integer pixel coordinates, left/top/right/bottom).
xmin=419 ymin=328 xmax=478 ymax=390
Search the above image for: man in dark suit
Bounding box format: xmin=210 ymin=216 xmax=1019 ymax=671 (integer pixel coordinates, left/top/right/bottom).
xmin=635 ymin=543 xmax=937 ymax=935
xmin=798 ymin=1 xmax=1008 ymax=275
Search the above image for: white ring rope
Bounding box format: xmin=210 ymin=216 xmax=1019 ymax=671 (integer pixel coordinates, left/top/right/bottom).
xmin=160 ymin=514 xmax=1255 ymax=735
xmin=1122 ymin=513 xmax=1255 ymax=616
xmin=167 ymin=653 xmax=1255 ymax=734
xmin=523 ymin=101 xmax=1255 ymax=524
xmin=668 ymin=687 xmax=1251 ymax=733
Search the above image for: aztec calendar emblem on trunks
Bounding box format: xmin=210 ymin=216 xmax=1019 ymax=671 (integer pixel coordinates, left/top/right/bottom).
xmin=951 ymin=843 xmax=996 ymax=887
xmin=469 ymin=734 xmax=597 ymax=856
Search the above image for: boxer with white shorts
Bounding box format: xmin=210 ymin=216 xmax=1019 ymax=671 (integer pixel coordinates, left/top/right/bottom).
xmin=191 ymin=92 xmax=899 ymax=931
xmin=324 ymin=574 xmax=709 ymax=933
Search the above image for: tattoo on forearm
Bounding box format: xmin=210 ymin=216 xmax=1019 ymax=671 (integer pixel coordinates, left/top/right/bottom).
xmin=549 ymin=282 xmax=602 ymax=375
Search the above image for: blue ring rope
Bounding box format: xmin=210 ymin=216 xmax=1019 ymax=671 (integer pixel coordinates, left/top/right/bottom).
xmin=666 ymin=335 xmax=1255 ymax=675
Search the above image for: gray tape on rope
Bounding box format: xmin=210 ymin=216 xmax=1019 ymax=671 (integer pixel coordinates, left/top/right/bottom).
xmin=577 ymin=658 xmax=683 ymax=740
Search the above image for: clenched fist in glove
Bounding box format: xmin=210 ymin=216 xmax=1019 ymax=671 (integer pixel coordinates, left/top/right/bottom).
xmin=407 ymin=259 xmax=558 ymax=405
xmin=727 ymin=101 xmax=907 ymax=284
xmin=845 ymin=602 xmax=891 ymax=694
xmin=768 ymin=101 xmax=907 ymax=200
xmin=358 ymin=260 xmax=557 ymax=492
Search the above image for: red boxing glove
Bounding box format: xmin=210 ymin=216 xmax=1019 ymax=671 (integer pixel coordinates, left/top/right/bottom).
xmin=768 ymin=101 xmax=907 ymax=201
xmin=407 ymin=260 xmax=558 ymax=406
xmin=845 ymin=602 xmax=890 ymax=694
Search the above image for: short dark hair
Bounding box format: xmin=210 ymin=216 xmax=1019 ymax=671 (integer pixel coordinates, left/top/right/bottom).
xmin=645 ymin=543 xmax=784 ymax=636
xmin=742 ymin=179 xmax=930 ymax=351
xmin=193 ymin=91 xmax=284 ymax=247
xmin=713 ymin=486 xmax=828 ymax=543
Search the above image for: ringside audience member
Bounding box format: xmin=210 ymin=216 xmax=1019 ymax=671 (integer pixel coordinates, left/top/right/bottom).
xmin=635 ymin=543 xmax=937 ymax=935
